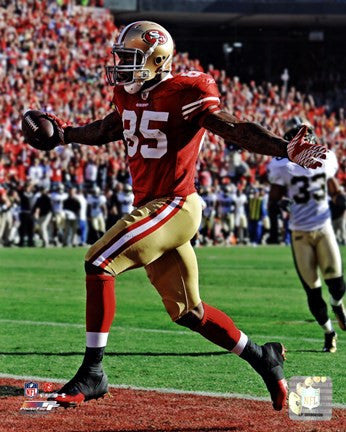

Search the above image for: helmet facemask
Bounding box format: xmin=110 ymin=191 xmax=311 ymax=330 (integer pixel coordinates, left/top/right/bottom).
xmin=284 ymin=117 xmax=317 ymax=144
xmin=106 ymin=45 xmax=151 ymax=86
xmin=284 ymin=126 xmax=317 ymax=144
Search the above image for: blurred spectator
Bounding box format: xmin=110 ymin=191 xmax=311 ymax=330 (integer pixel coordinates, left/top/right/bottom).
xmin=18 ymin=182 xmax=35 ymax=247
xmin=105 ymin=185 xmax=120 ymax=230
xmin=0 ymin=157 xmax=5 ymax=186
xmin=27 ymin=157 xmax=44 ymax=186
xmin=76 ymin=186 xmax=88 ymax=246
xmin=87 ymin=185 xmax=106 ymax=241
xmin=85 ymin=154 xmax=98 ymax=189
xmin=198 ymin=163 xmax=213 ymax=188
xmin=7 ymin=188 xmax=21 ymax=245
xmin=51 ymin=157 xmax=64 ymax=189
xmin=217 ymin=183 xmax=236 ymax=245
xmin=0 ymin=187 xmax=12 ymax=246
xmin=33 ymin=186 xmax=53 ymax=247
xmin=41 ymin=156 xmax=53 ymax=190
xmin=97 ymin=153 xmax=108 ymax=191
xmin=50 ymin=184 xmax=68 ymax=245
xmin=330 ymin=192 xmax=346 ymax=246
xmin=261 ymin=186 xmax=271 ymax=244
xmin=199 ymin=186 xmax=217 ymax=245
xmin=234 ymin=188 xmax=248 ymax=245
xmin=116 ymin=183 xmax=134 ymax=217
xmin=63 ymin=187 xmax=81 ymax=246
xmin=267 ymin=196 xmax=291 ymax=246
xmin=247 ymin=188 xmax=266 ymax=246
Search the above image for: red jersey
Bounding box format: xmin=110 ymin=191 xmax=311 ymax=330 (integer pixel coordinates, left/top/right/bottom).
xmin=112 ymin=72 xmax=220 ymax=206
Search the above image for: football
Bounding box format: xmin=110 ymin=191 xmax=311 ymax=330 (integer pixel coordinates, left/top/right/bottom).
xmin=21 ymin=110 xmax=61 ymax=151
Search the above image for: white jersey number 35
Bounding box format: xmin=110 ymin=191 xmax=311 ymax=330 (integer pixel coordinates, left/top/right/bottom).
xmin=122 ymin=110 xmax=169 ymax=159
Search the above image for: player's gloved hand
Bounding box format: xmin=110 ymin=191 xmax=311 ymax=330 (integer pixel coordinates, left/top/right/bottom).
xmin=46 ymin=113 xmax=70 ymax=145
xmin=287 ymin=125 xmax=328 ymax=169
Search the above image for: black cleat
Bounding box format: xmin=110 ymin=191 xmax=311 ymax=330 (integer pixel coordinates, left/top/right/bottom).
xmin=258 ymin=343 xmax=287 ymax=411
xmin=244 ymin=341 xmax=287 ymax=411
xmin=332 ymin=304 xmax=346 ymax=331
xmin=323 ymin=331 xmax=337 ymax=353
xmin=49 ymin=366 xmax=108 ymax=408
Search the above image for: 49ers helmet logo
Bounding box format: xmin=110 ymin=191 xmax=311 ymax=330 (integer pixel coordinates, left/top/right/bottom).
xmin=142 ymin=29 xmax=168 ymax=45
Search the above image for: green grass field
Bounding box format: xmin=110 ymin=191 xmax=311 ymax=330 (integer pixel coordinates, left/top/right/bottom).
xmin=0 ymin=246 xmax=345 ymax=404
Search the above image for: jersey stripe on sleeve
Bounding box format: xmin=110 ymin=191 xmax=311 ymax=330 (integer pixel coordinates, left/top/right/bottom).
xmin=182 ymin=97 xmax=220 ymax=119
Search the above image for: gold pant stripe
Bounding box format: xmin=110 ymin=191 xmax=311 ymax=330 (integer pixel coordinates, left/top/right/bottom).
xmin=85 ymin=193 xmax=201 ymax=274
xmin=91 ymin=196 xmax=185 ymax=268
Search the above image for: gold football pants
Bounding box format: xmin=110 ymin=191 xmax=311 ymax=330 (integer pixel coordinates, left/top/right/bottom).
xmin=85 ymin=193 xmax=202 ymax=320
xmin=291 ymin=223 xmax=343 ymax=289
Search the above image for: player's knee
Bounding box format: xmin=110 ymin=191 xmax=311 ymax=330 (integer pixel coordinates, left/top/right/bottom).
xmin=305 ymin=287 xmax=328 ymax=325
xmin=305 ymin=287 xmax=323 ymax=304
xmin=325 ymin=276 xmax=346 ymax=301
xmin=84 ymin=260 xmax=113 ymax=276
xmin=175 ymin=303 xmax=204 ymax=330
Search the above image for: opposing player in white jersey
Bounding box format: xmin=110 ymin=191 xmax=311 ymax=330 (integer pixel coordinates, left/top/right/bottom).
xmin=87 ymin=186 xmax=107 ymax=239
xmin=268 ymin=117 xmax=346 ymax=352
xmin=116 ymin=183 xmax=134 ymax=216
xmin=50 ymin=184 xmax=68 ymax=245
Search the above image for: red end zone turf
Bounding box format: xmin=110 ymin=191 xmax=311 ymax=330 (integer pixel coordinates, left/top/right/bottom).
xmin=1 ymin=378 xmax=345 ymax=432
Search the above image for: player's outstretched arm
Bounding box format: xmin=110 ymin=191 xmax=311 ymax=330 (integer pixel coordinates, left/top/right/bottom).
xmin=22 ymin=110 xmax=124 ymax=151
xmin=201 ymin=110 xmax=288 ymax=157
xmin=63 ymin=111 xmax=124 ymax=146
xmin=201 ymin=110 xmax=327 ymax=169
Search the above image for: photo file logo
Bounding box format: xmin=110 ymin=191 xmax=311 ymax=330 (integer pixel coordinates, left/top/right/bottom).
xmin=288 ymin=376 xmax=332 ymax=421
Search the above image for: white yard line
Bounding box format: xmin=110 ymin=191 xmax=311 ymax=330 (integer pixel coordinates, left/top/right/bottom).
xmin=0 ymin=319 xmax=335 ymax=342
xmin=0 ymin=318 xmax=189 ymax=335
xmin=0 ymin=318 xmax=84 ymax=329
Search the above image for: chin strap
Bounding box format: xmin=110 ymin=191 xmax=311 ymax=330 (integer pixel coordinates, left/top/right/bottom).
xmin=124 ymin=73 xmax=163 ymax=94
xmin=124 ymin=82 xmax=145 ymax=94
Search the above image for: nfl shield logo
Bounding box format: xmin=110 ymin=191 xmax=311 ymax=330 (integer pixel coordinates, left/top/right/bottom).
xmin=301 ymin=386 xmax=320 ymax=410
xmin=24 ymin=382 xmax=39 ymax=398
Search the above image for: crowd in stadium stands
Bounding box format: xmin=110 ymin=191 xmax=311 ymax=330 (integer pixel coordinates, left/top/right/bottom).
xmin=0 ymin=0 xmax=345 ymax=248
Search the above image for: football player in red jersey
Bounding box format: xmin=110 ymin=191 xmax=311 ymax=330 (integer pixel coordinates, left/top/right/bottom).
xmin=40 ymin=21 xmax=329 ymax=410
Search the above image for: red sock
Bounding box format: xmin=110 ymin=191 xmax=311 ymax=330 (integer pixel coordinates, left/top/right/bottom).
xmin=86 ymin=274 xmax=115 ymax=332
xmin=195 ymin=302 xmax=243 ymax=352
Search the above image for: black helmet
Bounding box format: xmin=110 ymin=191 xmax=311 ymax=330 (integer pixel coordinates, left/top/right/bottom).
xmin=284 ymin=116 xmax=317 ymax=144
